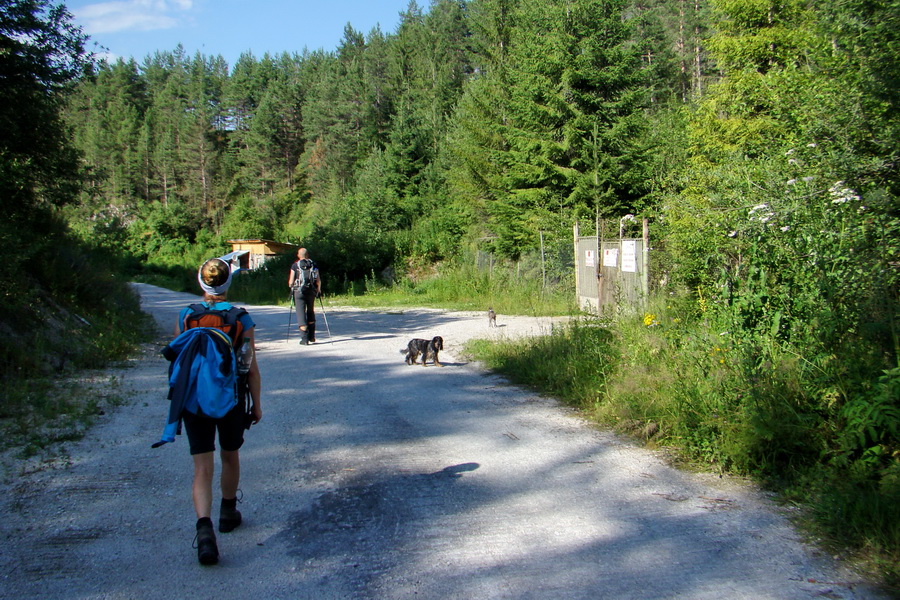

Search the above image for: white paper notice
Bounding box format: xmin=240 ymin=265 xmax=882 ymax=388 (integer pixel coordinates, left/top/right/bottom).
xmin=585 ymin=249 xmax=595 ymax=267
xmin=621 ymin=241 xmax=637 ymax=272
xmin=603 ymin=248 xmax=618 ymax=268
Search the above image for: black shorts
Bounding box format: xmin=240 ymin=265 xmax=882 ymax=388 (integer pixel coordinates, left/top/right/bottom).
xmin=183 ymin=404 xmax=246 ymax=455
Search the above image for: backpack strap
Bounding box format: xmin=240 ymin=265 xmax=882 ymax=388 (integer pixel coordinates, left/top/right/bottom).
xmin=227 ymin=307 xmax=249 ymax=348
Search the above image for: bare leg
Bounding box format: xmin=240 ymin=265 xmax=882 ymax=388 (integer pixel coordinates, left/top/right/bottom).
xmin=220 ymin=449 xmax=240 ymax=499
xmin=192 ymin=452 xmax=215 ymax=519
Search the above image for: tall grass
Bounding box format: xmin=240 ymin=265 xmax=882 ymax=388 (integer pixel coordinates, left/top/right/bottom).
xmin=467 ymin=318 xmax=618 ymax=402
xmin=335 ymin=262 xmax=574 ymax=315
xmin=466 ymin=290 xmax=900 ymax=585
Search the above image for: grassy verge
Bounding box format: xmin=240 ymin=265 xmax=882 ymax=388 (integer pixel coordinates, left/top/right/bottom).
xmin=465 ymin=302 xmax=900 ymax=589
xmin=0 ymin=371 xmax=131 ymax=460
xmin=326 ymin=266 xmax=575 ymax=316
xmin=1 ymin=242 xmax=157 ymax=460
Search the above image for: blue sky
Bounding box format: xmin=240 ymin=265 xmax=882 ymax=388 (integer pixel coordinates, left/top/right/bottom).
xmin=63 ymin=0 xmax=416 ymax=67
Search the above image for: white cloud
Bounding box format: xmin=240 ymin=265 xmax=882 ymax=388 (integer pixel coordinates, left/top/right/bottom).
xmin=73 ymin=0 xmax=194 ymax=34
xmin=93 ymin=49 xmax=122 ymax=63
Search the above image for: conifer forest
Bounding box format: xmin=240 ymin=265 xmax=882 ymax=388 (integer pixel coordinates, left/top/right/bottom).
xmin=2 ymin=0 xmax=899 ymax=581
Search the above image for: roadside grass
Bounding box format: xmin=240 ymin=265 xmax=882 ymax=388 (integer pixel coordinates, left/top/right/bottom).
xmin=0 ymin=373 xmax=129 ymax=459
xmin=326 ymin=268 xmax=574 ymax=316
xmin=464 ymin=296 xmax=900 ymax=589
xmin=1 ymin=260 xmax=156 ymax=461
xmin=466 ymin=318 xmax=617 ymax=403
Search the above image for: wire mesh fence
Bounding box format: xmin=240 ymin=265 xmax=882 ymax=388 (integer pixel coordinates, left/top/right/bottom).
xmin=473 ymin=230 xmax=575 ymax=294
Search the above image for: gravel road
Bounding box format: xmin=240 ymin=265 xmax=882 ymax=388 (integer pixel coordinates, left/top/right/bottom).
xmin=0 ymin=283 xmax=888 ymax=599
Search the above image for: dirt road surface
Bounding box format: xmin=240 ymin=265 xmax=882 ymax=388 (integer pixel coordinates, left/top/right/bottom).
xmin=0 ymin=283 xmax=887 ymax=599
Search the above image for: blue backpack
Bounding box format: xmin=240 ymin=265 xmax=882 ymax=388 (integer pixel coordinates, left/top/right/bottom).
xmin=152 ymin=326 xmax=239 ymax=448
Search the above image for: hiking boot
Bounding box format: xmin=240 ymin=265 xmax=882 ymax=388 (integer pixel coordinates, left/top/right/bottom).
xmin=308 ymin=323 xmax=316 ymax=343
xmin=195 ymin=517 xmax=219 ymax=565
xmin=219 ymin=497 xmax=242 ymax=533
xmin=298 ymin=329 xmax=309 ymax=345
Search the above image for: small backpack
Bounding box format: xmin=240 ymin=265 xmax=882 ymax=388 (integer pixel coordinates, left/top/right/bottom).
xmin=294 ymin=259 xmax=318 ymax=294
xmin=152 ymin=304 xmax=251 ymax=448
xmin=183 ymin=303 xmax=246 ymax=346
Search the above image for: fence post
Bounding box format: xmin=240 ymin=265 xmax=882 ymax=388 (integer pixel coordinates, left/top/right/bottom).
xmin=540 ymin=230 xmax=546 ymax=292
xmin=642 ymin=217 xmax=650 ymax=307
xmin=599 ymin=218 xmax=606 ymax=314
xmin=573 ymin=222 xmax=580 ymax=308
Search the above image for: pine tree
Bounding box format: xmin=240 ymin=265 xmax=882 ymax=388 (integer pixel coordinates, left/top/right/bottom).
xmin=481 ymin=0 xmax=649 ymax=255
xmin=0 ymin=0 xmax=88 ymax=291
xmin=1 ymin=0 xmax=87 ymax=214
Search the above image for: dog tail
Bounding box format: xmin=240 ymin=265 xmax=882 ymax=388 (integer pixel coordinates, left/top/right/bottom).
xmin=399 ymin=348 xmax=408 ymax=354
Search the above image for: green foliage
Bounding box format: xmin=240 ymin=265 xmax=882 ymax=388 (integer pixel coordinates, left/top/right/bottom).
xmin=706 ymin=0 xmax=812 ymax=73
xmin=640 ymin=1 xmax=900 ymax=574
xmin=218 ymin=197 xmax=277 ymax=241
xmin=0 ymin=0 xmax=87 ymax=212
xmin=835 ymin=368 xmax=900 ymax=480
xmin=445 ymin=0 xmax=651 ymax=257
xmin=467 ymin=318 xmax=617 ymax=403
xmin=0 ymin=0 xmax=150 ymax=394
xmin=810 ymin=477 xmax=900 ymax=583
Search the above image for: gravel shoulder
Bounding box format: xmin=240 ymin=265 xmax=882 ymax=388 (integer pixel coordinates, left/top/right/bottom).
xmin=0 ymin=283 xmax=888 ymax=599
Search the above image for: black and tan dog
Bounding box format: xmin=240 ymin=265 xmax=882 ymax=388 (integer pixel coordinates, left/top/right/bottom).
xmin=401 ymin=336 xmax=444 ymax=366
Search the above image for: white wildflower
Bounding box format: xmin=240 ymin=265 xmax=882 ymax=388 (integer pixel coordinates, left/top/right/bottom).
xmin=728 ymin=231 xmax=737 ymax=238
xmin=807 ymin=142 xmax=817 ymax=148
xmin=781 ymin=226 xmax=790 ymax=232
xmin=787 ymin=179 xmax=796 ymax=185
xmin=788 ymin=158 xmax=798 ymax=165
xmin=830 ymin=181 xmax=860 ymax=205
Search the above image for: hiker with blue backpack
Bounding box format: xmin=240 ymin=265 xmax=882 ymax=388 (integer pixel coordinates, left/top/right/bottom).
xmin=288 ymin=247 xmax=321 ymax=345
xmin=155 ymin=257 xmax=262 ymax=566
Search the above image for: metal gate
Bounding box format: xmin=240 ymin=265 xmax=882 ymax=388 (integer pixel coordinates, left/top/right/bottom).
xmin=574 ymin=220 xmax=649 ymax=315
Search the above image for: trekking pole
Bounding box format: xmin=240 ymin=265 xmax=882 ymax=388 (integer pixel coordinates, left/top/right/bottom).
xmin=317 ymin=294 xmax=333 ymax=341
xmin=286 ymin=290 xmax=295 ymax=343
